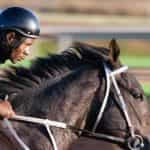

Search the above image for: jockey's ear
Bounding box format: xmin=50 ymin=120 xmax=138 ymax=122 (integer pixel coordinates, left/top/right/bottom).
xmin=6 ymin=32 xmax=16 ymax=45
xmin=109 ymin=38 xmax=120 ymax=63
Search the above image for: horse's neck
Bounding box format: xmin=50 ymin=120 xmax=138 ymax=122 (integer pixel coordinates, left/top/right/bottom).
xmin=52 ymin=66 xmax=99 ymax=120
xmin=42 ymin=66 xmax=100 ymax=150
xmin=12 ymin=65 xmax=101 ymax=150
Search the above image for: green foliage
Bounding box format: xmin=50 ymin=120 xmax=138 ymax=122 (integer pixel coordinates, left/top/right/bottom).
xmin=0 ymin=59 xmax=32 ymax=68
xmin=32 ymin=39 xmax=58 ymax=57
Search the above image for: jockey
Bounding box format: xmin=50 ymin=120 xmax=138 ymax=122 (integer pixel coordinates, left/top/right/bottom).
xmin=0 ymin=7 xmax=40 ymax=118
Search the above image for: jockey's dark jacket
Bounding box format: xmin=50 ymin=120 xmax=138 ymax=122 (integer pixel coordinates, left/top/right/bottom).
xmin=0 ymin=31 xmax=11 ymax=64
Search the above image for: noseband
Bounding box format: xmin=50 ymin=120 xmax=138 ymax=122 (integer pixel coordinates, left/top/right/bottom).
xmin=2 ymin=63 xmax=144 ymax=150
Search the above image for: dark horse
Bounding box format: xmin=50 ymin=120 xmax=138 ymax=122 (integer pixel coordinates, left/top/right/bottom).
xmin=0 ymin=39 xmax=149 ymax=150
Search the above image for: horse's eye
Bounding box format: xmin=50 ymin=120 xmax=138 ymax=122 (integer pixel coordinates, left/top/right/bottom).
xmin=130 ymin=90 xmax=143 ymax=99
xmin=134 ymin=93 xmax=143 ymax=99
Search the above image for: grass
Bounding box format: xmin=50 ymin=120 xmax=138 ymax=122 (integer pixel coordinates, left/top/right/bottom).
xmin=120 ymin=56 xmax=150 ymax=67
xmin=142 ymin=84 xmax=150 ymax=95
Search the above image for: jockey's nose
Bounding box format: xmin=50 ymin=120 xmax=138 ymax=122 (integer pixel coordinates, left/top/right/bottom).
xmin=24 ymin=48 xmax=30 ymax=56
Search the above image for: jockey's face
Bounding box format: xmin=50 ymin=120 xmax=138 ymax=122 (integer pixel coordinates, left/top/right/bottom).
xmin=7 ymin=32 xmax=35 ymax=63
xmin=10 ymin=38 xmax=35 ymax=63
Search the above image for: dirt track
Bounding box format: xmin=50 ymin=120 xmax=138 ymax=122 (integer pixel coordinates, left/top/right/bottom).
xmin=1 ymin=0 xmax=150 ymax=16
xmin=129 ymin=68 xmax=150 ymax=84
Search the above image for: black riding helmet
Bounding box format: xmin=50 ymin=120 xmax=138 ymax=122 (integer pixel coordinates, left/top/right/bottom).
xmin=0 ymin=7 xmax=40 ymax=38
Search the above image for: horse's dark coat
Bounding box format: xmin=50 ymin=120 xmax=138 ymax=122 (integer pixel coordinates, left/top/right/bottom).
xmin=0 ymin=39 xmax=149 ymax=150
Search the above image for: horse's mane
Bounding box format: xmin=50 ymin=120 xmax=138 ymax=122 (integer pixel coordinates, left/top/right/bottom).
xmin=0 ymin=42 xmax=110 ymax=98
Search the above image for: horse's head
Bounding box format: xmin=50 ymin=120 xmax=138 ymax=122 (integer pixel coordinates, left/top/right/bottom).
xmin=83 ymin=39 xmax=150 ymax=150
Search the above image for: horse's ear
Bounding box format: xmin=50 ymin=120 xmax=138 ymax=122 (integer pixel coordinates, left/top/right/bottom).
xmin=109 ymin=38 xmax=120 ymax=62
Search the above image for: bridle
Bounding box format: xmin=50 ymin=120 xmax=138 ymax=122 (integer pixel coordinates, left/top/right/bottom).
xmin=2 ymin=63 xmax=144 ymax=150
xmin=92 ymin=63 xmax=144 ymax=150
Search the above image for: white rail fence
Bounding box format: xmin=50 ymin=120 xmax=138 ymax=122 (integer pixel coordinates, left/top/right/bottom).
xmin=41 ymin=25 xmax=150 ymax=49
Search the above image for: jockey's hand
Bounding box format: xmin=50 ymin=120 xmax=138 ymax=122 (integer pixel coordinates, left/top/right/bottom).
xmin=0 ymin=100 xmax=15 ymax=118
